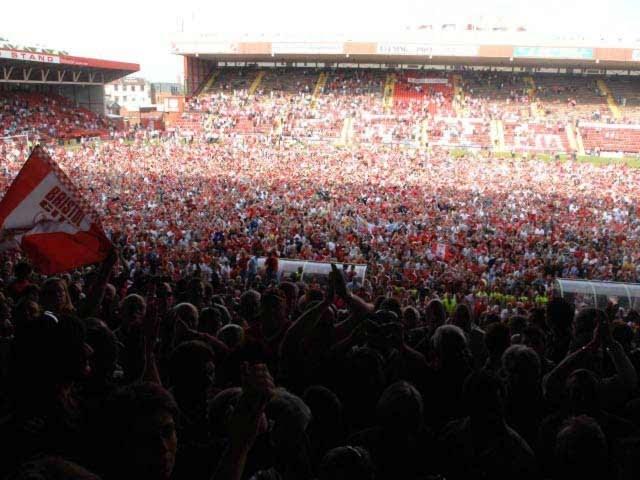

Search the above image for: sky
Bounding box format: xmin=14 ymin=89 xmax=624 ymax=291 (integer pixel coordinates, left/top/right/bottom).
xmin=1 ymin=0 xmax=639 ymax=82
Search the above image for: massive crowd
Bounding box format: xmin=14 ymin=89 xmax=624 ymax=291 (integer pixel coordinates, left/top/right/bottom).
xmin=182 ymin=68 xmax=640 ymax=154
xmin=1 ymin=131 xmax=640 ymax=479
xmin=2 ymin=70 xmax=640 ymax=479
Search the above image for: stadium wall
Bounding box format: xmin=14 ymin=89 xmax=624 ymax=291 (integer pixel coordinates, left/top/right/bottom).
xmin=54 ymin=85 xmax=105 ymax=115
xmin=0 ymin=82 xmax=105 ymax=115
xmin=184 ymin=56 xmax=215 ymax=96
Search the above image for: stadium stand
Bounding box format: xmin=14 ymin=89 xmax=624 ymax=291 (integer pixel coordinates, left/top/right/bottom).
xmin=175 ymin=67 xmax=640 ymax=154
xmin=0 ymin=91 xmax=112 ymax=140
xmin=5 ymin=32 xmax=640 ymax=480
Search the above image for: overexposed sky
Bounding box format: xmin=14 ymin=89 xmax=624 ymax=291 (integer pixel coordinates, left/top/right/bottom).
xmin=1 ymin=0 xmax=639 ymax=82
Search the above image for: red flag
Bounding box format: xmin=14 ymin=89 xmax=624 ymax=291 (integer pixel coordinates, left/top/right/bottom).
xmin=432 ymin=242 xmax=454 ymax=262
xmin=0 ymin=146 xmax=112 ymax=274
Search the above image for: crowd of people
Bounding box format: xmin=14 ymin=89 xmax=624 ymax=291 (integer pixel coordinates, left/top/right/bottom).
xmin=180 ymin=68 xmax=640 ymax=154
xmin=1 ymin=127 xmax=640 ymax=478
xmin=0 ymin=91 xmax=111 ymax=140
xmin=1 ymin=69 xmax=640 ymax=479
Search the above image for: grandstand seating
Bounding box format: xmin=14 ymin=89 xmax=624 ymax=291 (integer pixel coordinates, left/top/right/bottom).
xmin=533 ymin=75 xmax=610 ymax=122
xmin=460 ymin=72 xmax=532 ymax=119
xmin=182 ymin=67 xmax=640 ymax=153
xmin=0 ymin=91 xmax=110 ymax=140
xmin=605 ymin=77 xmax=640 ymax=122
xmin=502 ymin=121 xmax=570 ymax=153
xmin=579 ymin=122 xmax=640 ymax=154
xmin=392 ymin=74 xmax=454 ymax=117
xmin=427 ymin=117 xmax=491 ymax=149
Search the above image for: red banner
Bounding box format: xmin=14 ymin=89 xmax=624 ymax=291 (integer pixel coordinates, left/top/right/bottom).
xmin=0 ymin=147 xmax=112 ymax=274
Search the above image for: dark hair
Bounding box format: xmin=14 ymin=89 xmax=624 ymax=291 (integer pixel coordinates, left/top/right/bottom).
xmin=199 ymin=307 xmax=224 ymax=336
xmin=555 ymin=416 xmax=608 ymax=478
xmin=574 ymin=308 xmax=599 ymax=338
xmin=84 ymin=319 xmax=118 ymax=379
xmin=377 ymin=381 xmax=423 ymax=433
xmin=611 ymin=320 xmax=633 ymax=349
xmin=564 ymin=369 xmax=600 ymax=415
xmin=304 ymin=288 xmax=325 ymax=305
xmin=508 ymin=315 xmax=527 ymax=336
xmin=432 ymin=324 xmax=470 ymax=369
xmin=546 ymin=298 xmax=574 ymax=333
xmin=452 ymin=304 xmax=473 ymax=331
xmin=480 ymin=312 xmax=501 ymax=328
xmin=303 ymin=385 xmax=343 ymax=423
xmin=485 ymin=322 xmax=511 ymax=358
xmin=502 ymin=345 xmax=541 ymax=387
xmin=319 ymin=446 xmax=375 ymax=480
xmin=14 ymin=262 xmax=32 ymax=280
xmin=379 ymin=297 xmax=402 ymax=318
xmin=522 ymin=325 xmax=546 ymax=346
xmin=101 ymin=383 xmax=178 ymax=476
xmin=108 ymin=381 xmax=177 ymax=412
xmin=168 ymin=340 xmax=215 ymax=390
xmin=6 ymin=456 xmax=100 ymax=480
xmin=208 ymin=387 xmax=242 ymax=438
xmin=463 ymin=370 xmax=505 ymax=419
xmin=12 ymin=312 xmax=87 ymax=391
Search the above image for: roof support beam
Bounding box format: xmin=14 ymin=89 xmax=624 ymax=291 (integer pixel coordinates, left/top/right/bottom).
xmin=0 ymin=79 xmax=102 ymax=85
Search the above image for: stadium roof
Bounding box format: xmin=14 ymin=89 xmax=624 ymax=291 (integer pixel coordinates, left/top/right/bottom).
xmin=171 ymin=31 xmax=640 ymax=71
xmin=0 ymin=46 xmax=139 ymax=85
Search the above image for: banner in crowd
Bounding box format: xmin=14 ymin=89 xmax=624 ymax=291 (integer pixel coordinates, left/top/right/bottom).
xmin=0 ymin=146 xmax=112 ymax=274
xmin=432 ymin=243 xmax=454 ymax=262
xmin=406 ymin=77 xmax=449 ymax=85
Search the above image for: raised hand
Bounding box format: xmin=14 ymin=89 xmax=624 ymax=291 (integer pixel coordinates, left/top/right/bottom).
xmin=331 ymin=263 xmax=349 ymax=299
xmin=229 ymin=363 xmax=275 ymax=451
xmin=597 ymin=309 xmax=614 ymax=348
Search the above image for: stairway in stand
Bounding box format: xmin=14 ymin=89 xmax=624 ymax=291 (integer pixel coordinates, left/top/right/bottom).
xmin=248 ymin=71 xmax=266 ymax=97
xmin=419 ymin=118 xmax=429 ymax=149
xmin=490 ymin=119 xmax=506 ymax=151
xmin=574 ymin=126 xmax=586 ymax=156
xmin=596 ymin=79 xmax=622 ymax=120
xmin=311 ymin=72 xmax=328 ymax=109
xmin=565 ymin=123 xmax=578 ymax=153
xmin=524 ymin=76 xmax=540 ymax=118
xmin=382 ymin=74 xmax=396 ymax=112
xmin=336 ymin=117 xmax=354 ymax=146
xmin=193 ymin=70 xmax=219 ymax=97
xmin=201 ymin=71 xmax=220 ymax=94
xmin=452 ymin=74 xmax=465 ymax=116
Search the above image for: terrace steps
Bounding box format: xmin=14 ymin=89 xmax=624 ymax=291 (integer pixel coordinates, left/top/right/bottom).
xmin=201 ymin=71 xmax=220 ymax=93
xmin=575 ymin=126 xmax=586 ymax=155
xmin=383 ymin=73 xmax=396 ymax=111
xmin=248 ymin=71 xmax=266 ymax=97
xmin=597 ymin=79 xmax=622 ymax=120
xmin=565 ymin=123 xmax=578 ymax=152
xmin=311 ymin=72 xmax=328 ymax=109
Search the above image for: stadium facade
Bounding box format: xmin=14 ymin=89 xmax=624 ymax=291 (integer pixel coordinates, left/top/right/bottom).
xmin=0 ymin=40 xmax=139 ymax=115
xmin=172 ymin=29 xmax=640 ymax=96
